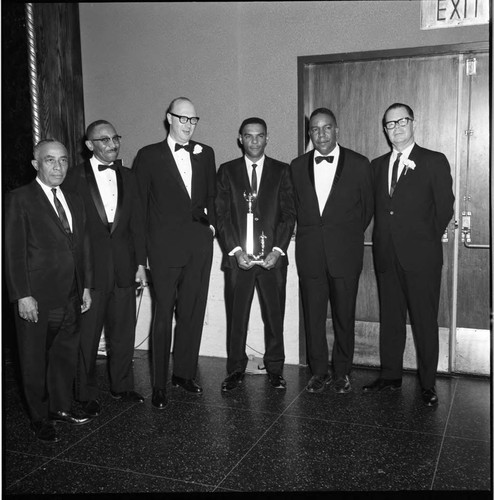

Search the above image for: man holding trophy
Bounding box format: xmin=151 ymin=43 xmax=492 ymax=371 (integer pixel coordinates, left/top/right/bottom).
xmin=216 ymin=118 xmax=296 ymax=392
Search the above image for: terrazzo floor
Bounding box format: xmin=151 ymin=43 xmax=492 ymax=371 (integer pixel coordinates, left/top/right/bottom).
xmin=2 ymin=350 xmax=491 ymax=497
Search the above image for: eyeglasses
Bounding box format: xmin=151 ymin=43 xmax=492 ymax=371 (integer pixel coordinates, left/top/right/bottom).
xmin=44 ymin=157 xmax=68 ymax=166
xmin=91 ymin=135 xmax=122 ymax=145
xmin=384 ymin=117 xmax=413 ymax=130
xmin=169 ymin=112 xmax=200 ymax=125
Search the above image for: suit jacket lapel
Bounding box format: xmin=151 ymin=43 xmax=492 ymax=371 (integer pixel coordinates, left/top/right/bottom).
xmin=84 ymin=161 xmax=109 ymax=227
xmin=327 ymin=147 xmax=346 ymax=200
xmin=163 ymin=140 xmax=189 ymax=198
xmin=33 ymin=182 xmax=72 ymax=238
xmin=111 ymin=167 xmax=123 ymax=234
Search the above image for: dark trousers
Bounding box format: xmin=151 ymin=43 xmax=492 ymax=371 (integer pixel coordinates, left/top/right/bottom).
xmin=299 ymin=268 xmax=359 ymax=378
xmin=15 ymin=296 xmax=80 ymax=423
xmin=76 ymin=285 xmax=137 ymax=401
xmin=150 ymin=245 xmax=213 ymax=389
xmin=224 ymin=265 xmax=286 ymax=375
xmin=376 ymin=244 xmax=441 ymax=389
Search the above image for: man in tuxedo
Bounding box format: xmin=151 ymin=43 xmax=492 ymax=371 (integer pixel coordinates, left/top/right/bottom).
xmin=215 ymin=117 xmax=296 ymax=392
xmin=134 ymin=97 xmax=216 ymax=409
xmin=290 ymin=108 xmax=373 ymax=394
xmin=5 ymin=139 xmax=93 ymax=443
xmin=63 ymin=121 xmax=147 ymax=417
xmin=363 ymin=103 xmax=454 ymax=406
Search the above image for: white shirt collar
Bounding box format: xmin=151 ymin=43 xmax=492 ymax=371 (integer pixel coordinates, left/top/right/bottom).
xmin=314 ymin=143 xmax=340 ymax=159
xmin=392 ymin=142 xmax=415 ymax=161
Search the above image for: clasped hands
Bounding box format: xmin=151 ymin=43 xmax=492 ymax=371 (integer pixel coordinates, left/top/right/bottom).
xmin=234 ymin=249 xmax=281 ymax=270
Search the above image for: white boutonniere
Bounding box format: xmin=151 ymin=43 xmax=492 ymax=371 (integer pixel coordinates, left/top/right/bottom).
xmin=403 ymin=159 xmax=416 ymax=176
xmin=193 ymin=144 xmax=203 ymax=155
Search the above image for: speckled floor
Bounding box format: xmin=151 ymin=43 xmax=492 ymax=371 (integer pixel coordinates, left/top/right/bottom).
xmin=3 ymin=350 xmax=491 ymax=496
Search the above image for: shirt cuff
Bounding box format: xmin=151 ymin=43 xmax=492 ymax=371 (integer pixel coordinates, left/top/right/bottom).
xmin=228 ymin=246 xmax=242 ymax=256
xmin=273 ymin=247 xmax=285 ymax=256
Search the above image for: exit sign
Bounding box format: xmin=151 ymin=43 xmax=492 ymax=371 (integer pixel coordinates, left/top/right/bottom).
xmin=421 ymin=0 xmax=489 ymax=29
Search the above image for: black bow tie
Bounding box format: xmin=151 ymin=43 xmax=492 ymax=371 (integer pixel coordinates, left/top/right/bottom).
xmin=315 ymin=155 xmax=334 ymax=164
xmin=98 ymin=159 xmax=122 ymax=171
xmin=175 ymin=143 xmax=191 ymax=153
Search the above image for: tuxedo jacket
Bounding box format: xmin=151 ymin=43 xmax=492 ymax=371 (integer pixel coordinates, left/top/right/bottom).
xmin=133 ymin=139 xmax=217 ymax=267
xmin=290 ymin=146 xmax=374 ymax=278
xmin=5 ymin=180 xmax=93 ymax=309
xmin=372 ymin=144 xmax=455 ymax=273
xmin=215 ymin=156 xmax=296 ymax=270
xmin=63 ymin=160 xmax=146 ymax=292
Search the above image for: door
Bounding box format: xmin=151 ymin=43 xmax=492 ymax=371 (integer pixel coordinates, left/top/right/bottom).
xmin=298 ymin=43 xmax=489 ymax=375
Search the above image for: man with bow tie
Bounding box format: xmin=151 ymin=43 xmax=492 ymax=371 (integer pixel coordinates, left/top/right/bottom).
xmin=290 ymin=107 xmax=373 ymax=394
xmin=63 ymin=120 xmax=147 ymax=417
xmin=363 ymin=103 xmax=454 ymax=406
xmin=133 ymin=97 xmax=217 ymax=409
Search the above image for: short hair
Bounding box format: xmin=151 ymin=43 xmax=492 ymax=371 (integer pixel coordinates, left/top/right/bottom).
xmin=239 ymin=117 xmax=267 ymax=135
xmin=33 ymin=138 xmax=60 ymax=160
xmin=86 ymin=120 xmax=113 ymax=139
xmin=309 ymin=107 xmax=338 ymax=126
xmin=383 ymin=103 xmax=414 ymax=128
xmin=166 ymin=97 xmax=193 ymax=115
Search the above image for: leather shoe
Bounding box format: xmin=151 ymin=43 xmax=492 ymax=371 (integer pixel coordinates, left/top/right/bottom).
xmin=31 ymin=420 xmax=60 ymax=443
xmin=151 ymin=389 xmax=167 ymax=409
xmin=422 ymin=387 xmax=438 ymax=406
xmin=82 ymin=400 xmax=101 ymax=417
xmin=362 ymin=377 xmax=402 ymax=392
xmin=267 ymin=373 xmax=287 ymax=389
xmin=171 ymin=375 xmax=203 ymax=394
xmin=221 ymin=370 xmax=245 ymax=392
xmin=110 ymin=390 xmax=145 ymax=403
xmin=333 ymin=375 xmax=351 ymax=394
xmin=306 ymin=374 xmax=332 ymax=393
xmin=49 ymin=410 xmax=91 ymax=426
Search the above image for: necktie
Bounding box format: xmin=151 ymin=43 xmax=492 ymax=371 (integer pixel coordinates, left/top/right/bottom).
xmin=51 ymin=188 xmax=71 ymax=234
xmin=175 ymin=143 xmax=191 ymax=152
xmin=315 ymin=156 xmax=334 ymax=164
xmin=390 ymin=152 xmax=402 ymax=197
xmin=251 ymin=163 xmax=258 ymax=193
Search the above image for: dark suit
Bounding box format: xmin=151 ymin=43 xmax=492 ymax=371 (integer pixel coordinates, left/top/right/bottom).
xmin=133 ymin=139 xmax=216 ymax=388
xmin=372 ymin=144 xmax=454 ymax=389
xmin=63 ymin=160 xmax=146 ymax=400
xmin=290 ymin=146 xmax=373 ymax=377
xmin=5 ymin=180 xmax=92 ymax=422
xmin=215 ymin=156 xmax=296 ymax=374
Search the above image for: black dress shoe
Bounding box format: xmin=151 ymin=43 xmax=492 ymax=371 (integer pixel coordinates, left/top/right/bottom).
xmin=422 ymin=387 xmax=438 ymax=406
xmin=49 ymin=410 xmax=91 ymax=426
xmin=110 ymin=390 xmax=145 ymax=403
xmin=221 ymin=370 xmax=245 ymax=392
xmin=362 ymin=377 xmax=402 ymax=392
xmin=151 ymin=389 xmax=167 ymax=409
xmin=31 ymin=420 xmax=60 ymax=443
xmin=306 ymin=374 xmax=332 ymax=393
xmin=171 ymin=375 xmax=203 ymax=394
xmin=333 ymin=375 xmax=351 ymax=394
xmin=82 ymin=400 xmax=101 ymax=417
xmin=267 ymin=373 xmax=287 ymax=389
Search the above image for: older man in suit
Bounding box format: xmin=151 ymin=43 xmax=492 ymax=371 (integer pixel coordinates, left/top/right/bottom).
xmin=134 ymin=97 xmax=216 ymax=409
xmin=215 ymin=117 xmax=296 ymax=392
xmin=63 ymin=120 xmax=147 ymax=418
xmin=290 ymin=108 xmax=373 ymax=394
xmin=363 ymin=103 xmax=454 ymax=406
xmin=5 ymin=139 xmax=93 ymax=443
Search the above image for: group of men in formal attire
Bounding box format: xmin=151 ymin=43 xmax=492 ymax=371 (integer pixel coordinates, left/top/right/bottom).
xmin=5 ymin=98 xmax=454 ymax=443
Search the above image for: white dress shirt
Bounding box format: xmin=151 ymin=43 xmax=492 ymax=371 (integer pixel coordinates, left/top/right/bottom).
xmin=168 ymin=135 xmax=192 ymax=198
xmin=36 ymin=177 xmax=73 ymax=231
xmin=90 ymin=156 xmax=118 ymax=223
xmin=314 ymin=143 xmax=340 ymax=215
xmin=388 ymin=142 xmax=415 ymax=193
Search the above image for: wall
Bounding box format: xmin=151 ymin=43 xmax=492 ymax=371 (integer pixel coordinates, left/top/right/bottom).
xmin=79 ymin=1 xmax=489 ymax=364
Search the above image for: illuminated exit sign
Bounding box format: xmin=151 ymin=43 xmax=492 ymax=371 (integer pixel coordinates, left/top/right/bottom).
xmin=421 ymin=0 xmax=489 ymax=29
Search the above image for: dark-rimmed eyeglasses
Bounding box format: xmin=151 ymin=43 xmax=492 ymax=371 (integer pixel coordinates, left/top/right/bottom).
xmin=384 ymin=117 xmax=413 ymax=130
xmin=91 ymin=135 xmax=122 ymax=145
xmin=169 ymin=112 xmax=200 ymax=125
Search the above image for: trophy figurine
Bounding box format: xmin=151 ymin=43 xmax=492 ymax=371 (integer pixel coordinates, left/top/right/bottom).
xmin=243 ymin=191 xmax=265 ymax=263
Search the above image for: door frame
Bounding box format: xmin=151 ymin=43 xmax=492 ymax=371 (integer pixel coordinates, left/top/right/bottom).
xmin=296 ymin=42 xmax=490 ymax=372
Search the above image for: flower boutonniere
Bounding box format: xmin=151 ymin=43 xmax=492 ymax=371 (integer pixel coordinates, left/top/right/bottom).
xmin=193 ymin=144 xmax=203 ymax=155
xmin=403 ymin=159 xmax=416 ymax=176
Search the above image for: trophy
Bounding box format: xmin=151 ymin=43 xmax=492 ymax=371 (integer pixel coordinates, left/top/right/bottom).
xmin=244 ymin=191 xmax=266 ymax=264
